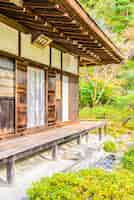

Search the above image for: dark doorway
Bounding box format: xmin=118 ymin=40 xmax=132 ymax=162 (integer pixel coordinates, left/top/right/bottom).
xmin=0 ymin=56 xmax=15 ymax=135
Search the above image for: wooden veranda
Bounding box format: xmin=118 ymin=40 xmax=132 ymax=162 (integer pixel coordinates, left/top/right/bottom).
xmin=0 ymin=121 xmax=106 ymax=184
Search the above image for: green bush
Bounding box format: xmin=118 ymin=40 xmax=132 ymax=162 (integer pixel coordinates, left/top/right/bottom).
xmin=111 ymin=93 xmax=134 ymax=108
xmin=79 ymin=105 xmax=130 ymax=122
xmin=122 ymin=146 xmax=134 ymax=172
xmin=123 ymin=60 xmax=134 ymax=70
xmin=80 ymin=79 xmax=113 ymax=107
xmin=27 ymin=169 xmax=134 ymax=200
xmin=117 ymin=71 xmax=134 ymax=90
xmin=103 ymin=141 xmax=117 ymax=153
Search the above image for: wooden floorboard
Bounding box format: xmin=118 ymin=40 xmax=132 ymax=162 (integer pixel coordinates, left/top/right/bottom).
xmin=0 ymin=121 xmax=106 ymax=162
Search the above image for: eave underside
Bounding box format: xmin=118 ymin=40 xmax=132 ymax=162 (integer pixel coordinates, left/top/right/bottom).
xmin=0 ymin=0 xmax=123 ymax=65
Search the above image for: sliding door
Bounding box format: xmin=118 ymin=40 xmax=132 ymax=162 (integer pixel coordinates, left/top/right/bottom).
xmin=62 ymin=75 xmax=69 ymax=122
xmin=0 ymin=56 xmax=15 ymax=135
xmin=27 ymin=67 xmax=45 ymax=128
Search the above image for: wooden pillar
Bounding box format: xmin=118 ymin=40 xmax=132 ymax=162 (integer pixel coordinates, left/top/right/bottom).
xmin=6 ymin=157 xmax=15 ymax=184
xmin=104 ymin=125 xmax=107 ymax=135
xmin=98 ymin=128 xmax=102 ymax=141
xmin=77 ymin=135 xmax=82 ymax=145
xmin=85 ymin=132 xmax=89 ymax=144
xmin=52 ymin=143 xmax=58 ymax=160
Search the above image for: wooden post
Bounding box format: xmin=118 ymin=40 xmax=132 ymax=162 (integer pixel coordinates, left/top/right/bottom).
xmin=104 ymin=125 xmax=107 ymax=135
xmin=52 ymin=143 xmax=58 ymax=160
xmin=85 ymin=132 xmax=89 ymax=144
xmin=98 ymin=128 xmax=102 ymax=141
xmin=77 ymin=135 xmax=82 ymax=145
xmin=6 ymin=157 xmax=15 ymax=185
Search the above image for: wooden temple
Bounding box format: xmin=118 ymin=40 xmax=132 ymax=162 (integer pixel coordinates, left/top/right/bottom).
xmin=0 ymin=0 xmax=122 ymax=184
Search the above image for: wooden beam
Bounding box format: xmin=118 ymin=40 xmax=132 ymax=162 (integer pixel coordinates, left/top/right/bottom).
xmin=0 ymin=6 xmax=23 ymax=13
xmin=0 ymin=0 xmax=22 ymax=6
xmin=0 ymin=13 xmax=29 ymax=33
xmin=9 ymin=0 xmax=23 ymax=7
xmin=46 ymin=16 xmax=72 ymax=22
xmin=59 ymin=0 xmax=122 ymax=60
xmin=25 ymin=2 xmax=59 ymax=10
xmin=47 ymin=20 xmax=77 ymax=25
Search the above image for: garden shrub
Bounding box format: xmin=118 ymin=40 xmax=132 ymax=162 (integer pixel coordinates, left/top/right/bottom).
xmin=117 ymin=71 xmax=134 ymax=89
xmin=80 ymin=79 xmax=114 ymax=107
xmin=27 ymin=169 xmax=134 ymax=200
xmin=123 ymin=59 xmax=134 ymax=70
xmin=124 ymin=119 xmax=134 ymax=130
xmin=111 ymin=93 xmax=134 ymax=108
xmin=103 ymin=140 xmax=117 ymax=153
xmin=79 ymin=105 xmax=130 ymax=122
xmin=122 ymin=146 xmax=134 ymax=172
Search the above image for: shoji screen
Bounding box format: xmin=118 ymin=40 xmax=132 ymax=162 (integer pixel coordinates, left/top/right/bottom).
xmin=62 ymin=75 xmax=69 ymax=122
xmin=27 ymin=67 xmax=45 ymax=128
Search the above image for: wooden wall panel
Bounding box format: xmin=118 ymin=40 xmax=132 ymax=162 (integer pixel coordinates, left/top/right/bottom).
xmin=48 ymin=70 xmax=56 ymax=126
xmin=0 ymin=22 xmax=18 ymax=55
xmin=69 ymin=76 xmax=79 ymax=121
xmin=56 ymin=73 xmax=62 ymax=122
xmin=16 ymin=60 xmax=27 ymax=132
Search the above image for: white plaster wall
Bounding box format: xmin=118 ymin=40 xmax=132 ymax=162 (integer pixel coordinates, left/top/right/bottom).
xmin=51 ymin=48 xmax=61 ymax=69
xmin=21 ymin=33 xmax=50 ymax=66
xmin=0 ymin=22 xmax=18 ymax=55
xmin=63 ymin=53 xmax=78 ymax=74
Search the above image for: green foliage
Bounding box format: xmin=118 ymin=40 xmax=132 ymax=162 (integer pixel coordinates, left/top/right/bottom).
xmin=112 ymin=94 xmax=134 ymax=108
xmin=119 ymin=72 xmax=134 ymax=90
xmin=103 ymin=141 xmax=117 ymax=152
xmin=79 ymin=105 xmax=130 ymax=122
xmin=80 ymin=79 xmax=114 ymax=107
xmin=125 ymin=119 xmax=134 ymax=130
xmin=122 ymin=146 xmax=134 ymax=172
xmin=123 ymin=60 xmax=134 ymax=70
xmin=80 ymin=81 xmax=94 ymax=107
xmin=79 ymin=0 xmax=134 ymax=33
xmin=27 ymin=169 xmax=134 ymax=200
xmin=117 ymin=60 xmax=134 ymax=91
xmin=79 ymin=105 xmax=133 ymax=137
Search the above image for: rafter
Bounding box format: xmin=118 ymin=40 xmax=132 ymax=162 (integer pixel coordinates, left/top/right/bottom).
xmin=0 ymin=13 xmax=29 ymax=33
xmin=0 ymin=0 xmax=122 ymax=63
